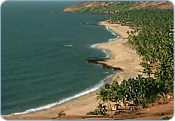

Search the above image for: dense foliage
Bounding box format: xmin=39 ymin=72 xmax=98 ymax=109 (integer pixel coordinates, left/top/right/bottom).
xmin=109 ymin=8 xmax=173 ymax=85
xmin=92 ymin=8 xmax=173 ymax=115
xmin=87 ymin=8 xmax=173 ymax=116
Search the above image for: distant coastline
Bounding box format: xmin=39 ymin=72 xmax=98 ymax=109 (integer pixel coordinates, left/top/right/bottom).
xmin=4 ymin=20 xmax=143 ymax=119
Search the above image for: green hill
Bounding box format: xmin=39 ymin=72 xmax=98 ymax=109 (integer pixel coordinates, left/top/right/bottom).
xmin=64 ymin=1 xmax=173 ymax=13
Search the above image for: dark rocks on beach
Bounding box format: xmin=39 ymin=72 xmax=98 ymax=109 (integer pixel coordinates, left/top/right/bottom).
xmin=80 ymin=22 xmax=98 ymax=25
xmin=86 ymin=58 xmax=122 ymax=70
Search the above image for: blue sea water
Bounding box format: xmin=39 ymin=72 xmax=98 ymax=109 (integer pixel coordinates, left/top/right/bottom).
xmin=1 ymin=1 xmax=119 ymax=116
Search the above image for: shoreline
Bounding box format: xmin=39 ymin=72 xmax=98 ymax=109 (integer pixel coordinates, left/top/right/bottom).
xmin=4 ymin=21 xmax=143 ymax=119
xmin=96 ymin=21 xmax=143 ymax=84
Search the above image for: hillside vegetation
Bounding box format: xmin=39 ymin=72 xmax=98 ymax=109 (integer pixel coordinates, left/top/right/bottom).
xmin=95 ymin=7 xmax=173 ymax=116
xmin=64 ymin=1 xmax=173 ymax=13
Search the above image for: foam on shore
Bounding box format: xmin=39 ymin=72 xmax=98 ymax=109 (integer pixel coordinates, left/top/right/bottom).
xmin=2 ymin=73 xmax=115 ymax=117
xmin=105 ymin=26 xmax=116 ymax=36
xmin=90 ymin=25 xmax=120 ymax=59
xmin=3 ymin=22 xmax=121 ymax=118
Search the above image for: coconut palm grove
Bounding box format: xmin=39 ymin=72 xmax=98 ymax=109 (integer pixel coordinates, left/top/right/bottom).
xmin=69 ymin=1 xmax=174 ymax=117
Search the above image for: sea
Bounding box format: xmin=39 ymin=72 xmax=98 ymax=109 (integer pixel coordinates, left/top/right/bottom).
xmin=1 ymin=1 xmax=120 ymax=116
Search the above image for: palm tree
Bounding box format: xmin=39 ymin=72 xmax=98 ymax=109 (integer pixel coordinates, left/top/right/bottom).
xmin=97 ymin=103 xmax=108 ymax=116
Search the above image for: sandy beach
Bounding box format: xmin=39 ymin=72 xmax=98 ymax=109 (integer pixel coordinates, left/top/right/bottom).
xmin=4 ymin=21 xmax=143 ymax=119
xmin=97 ymin=21 xmax=143 ymax=83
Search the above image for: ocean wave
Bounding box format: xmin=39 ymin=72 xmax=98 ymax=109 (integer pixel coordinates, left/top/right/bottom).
xmin=90 ymin=43 xmax=110 ymax=59
xmin=2 ymin=74 xmax=114 ymax=117
xmin=90 ymin=25 xmax=120 ymax=59
xmin=64 ymin=44 xmax=73 ymax=47
xmin=102 ymin=49 xmax=110 ymax=58
xmin=105 ymin=26 xmax=116 ymax=36
xmin=90 ymin=43 xmax=105 ymax=48
xmin=91 ymin=24 xmax=120 ymax=45
xmin=108 ymin=36 xmax=120 ymax=42
xmin=90 ymin=35 xmax=119 ymax=49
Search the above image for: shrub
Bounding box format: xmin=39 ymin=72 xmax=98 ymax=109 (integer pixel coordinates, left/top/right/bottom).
xmin=58 ymin=111 xmax=66 ymax=117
